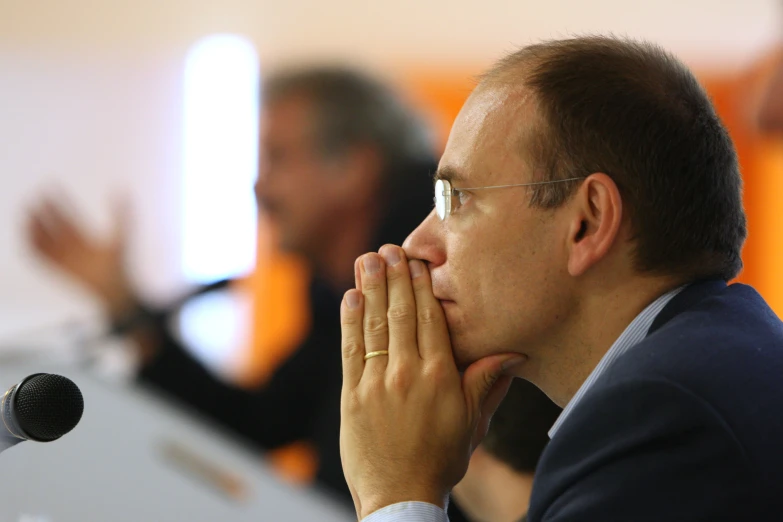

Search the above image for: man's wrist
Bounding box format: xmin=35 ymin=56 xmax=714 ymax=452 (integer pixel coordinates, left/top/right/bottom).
xmin=100 ymin=281 xmax=137 ymax=321
xmin=360 ymin=501 xmax=449 ymax=522
xmin=360 ymin=490 xmax=448 ymax=519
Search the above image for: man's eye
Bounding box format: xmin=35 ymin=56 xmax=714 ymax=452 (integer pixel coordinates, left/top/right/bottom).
xmin=455 ymin=190 xmax=469 ymax=206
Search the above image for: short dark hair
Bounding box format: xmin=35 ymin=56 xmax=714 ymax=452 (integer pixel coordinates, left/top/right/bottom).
xmin=263 ymin=66 xmax=436 ymax=184
xmin=483 ymin=36 xmax=747 ymax=282
xmin=482 ymin=379 xmax=561 ymax=473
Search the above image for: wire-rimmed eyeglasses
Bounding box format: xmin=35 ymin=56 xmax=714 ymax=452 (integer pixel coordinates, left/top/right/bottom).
xmin=434 ymin=177 xmax=584 ymax=220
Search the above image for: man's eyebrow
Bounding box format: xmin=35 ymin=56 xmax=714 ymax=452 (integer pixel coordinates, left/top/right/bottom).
xmin=432 ymin=166 xmax=466 ymax=183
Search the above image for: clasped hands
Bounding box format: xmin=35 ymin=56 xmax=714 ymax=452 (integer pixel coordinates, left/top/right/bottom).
xmin=340 ymin=244 xmax=526 ymax=519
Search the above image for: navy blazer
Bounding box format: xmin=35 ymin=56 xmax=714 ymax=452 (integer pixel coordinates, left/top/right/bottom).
xmin=528 ymin=280 xmax=783 ymax=521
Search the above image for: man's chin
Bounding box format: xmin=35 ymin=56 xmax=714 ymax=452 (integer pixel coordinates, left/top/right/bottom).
xmin=451 ymin=345 xmax=475 ymax=372
xmin=452 ymin=343 xmax=523 ymax=374
xmin=276 ymin=237 xmax=321 ymax=268
xmin=276 ymin=237 xmax=296 ymax=254
xmin=275 ymin=232 xmax=305 ymax=256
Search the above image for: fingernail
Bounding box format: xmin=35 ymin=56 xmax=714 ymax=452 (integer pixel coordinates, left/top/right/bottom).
xmin=408 ymin=259 xmax=424 ymax=278
xmin=363 ymin=255 xmax=380 ymax=275
xmin=381 ymin=246 xmax=401 ymax=266
xmin=501 ymin=355 xmax=527 ymax=372
xmin=346 ymin=291 xmax=360 ymax=309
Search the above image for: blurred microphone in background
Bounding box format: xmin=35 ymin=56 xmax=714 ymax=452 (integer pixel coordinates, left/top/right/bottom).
xmin=105 ymin=277 xmax=233 ymax=338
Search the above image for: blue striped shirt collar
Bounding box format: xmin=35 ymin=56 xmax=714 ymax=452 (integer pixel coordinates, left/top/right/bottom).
xmin=548 ymin=285 xmax=685 ymax=439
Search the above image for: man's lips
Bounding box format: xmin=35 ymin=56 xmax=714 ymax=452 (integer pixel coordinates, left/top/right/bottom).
xmin=433 ymin=290 xmax=454 ymax=305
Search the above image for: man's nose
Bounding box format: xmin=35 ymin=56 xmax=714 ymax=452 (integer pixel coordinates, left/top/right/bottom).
xmin=402 ymin=210 xmax=445 ymax=267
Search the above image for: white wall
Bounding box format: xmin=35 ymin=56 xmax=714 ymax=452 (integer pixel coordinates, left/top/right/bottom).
xmin=1 ymin=0 xmax=781 ymax=343
xmin=0 ymin=49 xmax=186 ymax=343
xmin=2 ymin=0 xmax=782 ymax=69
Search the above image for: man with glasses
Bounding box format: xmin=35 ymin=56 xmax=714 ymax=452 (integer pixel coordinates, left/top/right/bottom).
xmin=338 ymin=37 xmax=783 ymax=521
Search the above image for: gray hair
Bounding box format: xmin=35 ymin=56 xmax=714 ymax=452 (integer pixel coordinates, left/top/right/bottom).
xmin=262 ymin=66 xmax=437 ymax=179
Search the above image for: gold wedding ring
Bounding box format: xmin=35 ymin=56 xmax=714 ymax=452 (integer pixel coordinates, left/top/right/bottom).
xmin=364 ymin=350 xmax=389 ymax=361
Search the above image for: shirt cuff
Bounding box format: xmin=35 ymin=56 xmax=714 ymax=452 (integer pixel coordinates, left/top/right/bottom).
xmin=361 ymin=501 xmax=449 ymax=522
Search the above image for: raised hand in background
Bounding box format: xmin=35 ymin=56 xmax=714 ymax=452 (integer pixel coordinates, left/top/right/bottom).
xmin=26 ymin=197 xmax=137 ymax=321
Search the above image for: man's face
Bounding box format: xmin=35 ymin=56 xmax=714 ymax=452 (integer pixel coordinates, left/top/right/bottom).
xmin=255 ymin=94 xmax=347 ymax=258
xmin=403 ymin=85 xmax=576 ymax=369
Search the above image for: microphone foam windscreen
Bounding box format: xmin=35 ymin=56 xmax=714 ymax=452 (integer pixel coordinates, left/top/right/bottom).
xmin=15 ymin=374 xmax=84 ymax=442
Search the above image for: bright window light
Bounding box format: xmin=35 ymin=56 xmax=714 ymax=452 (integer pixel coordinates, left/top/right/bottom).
xmin=181 ymin=34 xmax=259 ymax=283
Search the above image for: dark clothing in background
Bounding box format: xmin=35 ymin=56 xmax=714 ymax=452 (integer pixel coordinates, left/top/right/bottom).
xmin=528 ymin=280 xmax=783 ymax=521
xmin=139 ymin=277 xmax=347 ymax=496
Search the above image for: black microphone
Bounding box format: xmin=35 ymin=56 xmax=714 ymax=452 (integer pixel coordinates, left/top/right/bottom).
xmin=0 ymin=373 xmax=84 ymax=452
xmin=169 ymin=278 xmax=234 ymax=311
xmin=108 ymin=278 xmax=234 ymax=337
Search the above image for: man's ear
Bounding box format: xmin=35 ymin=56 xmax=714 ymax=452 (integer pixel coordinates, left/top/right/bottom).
xmin=566 ymin=173 xmax=623 ymax=277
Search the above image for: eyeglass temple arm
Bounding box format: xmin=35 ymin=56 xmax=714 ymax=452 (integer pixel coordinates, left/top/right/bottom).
xmin=456 ymin=177 xmax=583 ymax=191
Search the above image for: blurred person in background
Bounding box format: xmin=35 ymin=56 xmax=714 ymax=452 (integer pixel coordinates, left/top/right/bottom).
xmin=26 ymin=66 xmax=438 ymax=505
xmin=451 ymin=379 xmax=561 ymax=522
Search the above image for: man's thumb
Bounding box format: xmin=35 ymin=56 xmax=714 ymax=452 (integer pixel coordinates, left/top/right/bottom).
xmin=462 ymin=354 xmax=526 ymax=427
